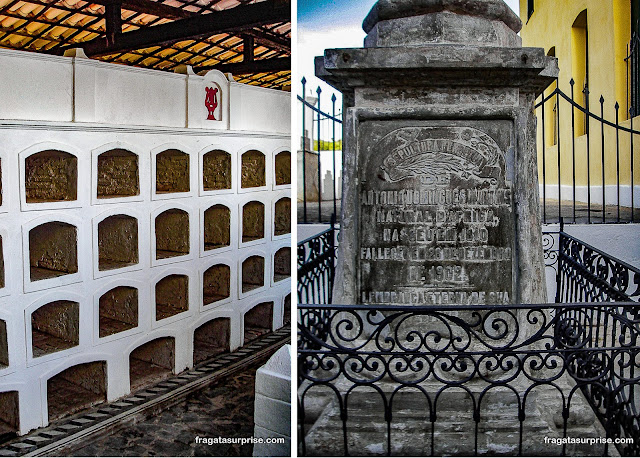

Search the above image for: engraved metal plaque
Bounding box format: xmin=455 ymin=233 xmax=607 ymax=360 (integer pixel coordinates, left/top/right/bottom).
xmin=358 ymin=120 xmax=515 ymax=305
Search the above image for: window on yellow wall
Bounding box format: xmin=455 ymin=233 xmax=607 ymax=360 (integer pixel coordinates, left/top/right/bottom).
xmin=572 ymin=10 xmax=589 ymax=137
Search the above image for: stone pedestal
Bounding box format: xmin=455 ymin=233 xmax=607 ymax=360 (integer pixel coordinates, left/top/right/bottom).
xmin=318 ymin=0 xmax=557 ymax=306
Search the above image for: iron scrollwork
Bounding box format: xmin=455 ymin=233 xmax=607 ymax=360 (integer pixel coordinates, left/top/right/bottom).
xmin=298 ymin=303 xmax=640 ymax=456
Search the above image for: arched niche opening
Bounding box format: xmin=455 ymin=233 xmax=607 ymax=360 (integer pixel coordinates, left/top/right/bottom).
xmin=97 ymin=149 xmax=139 ymax=198
xmin=274 ymin=247 xmax=291 ymax=283
xmin=244 ymin=301 xmax=273 ymax=343
xmin=274 ymin=197 xmax=291 ymax=236
xmin=99 ymin=286 xmax=138 ymax=338
xmin=202 ymin=150 xmax=231 ymax=191
xmin=203 ymin=264 xmax=230 ymax=306
xmin=156 ymin=149 xmax=189 ymax=193
xmin=31 ymin=300 xmax=79 ymax=358
xmin=155 ymin=209 xmax=189 ymax=259
xmin=155 ymin=274 xmax=189 ymax=320
xmin=242 ymin=255 xmax=264 ymax=293
xmin=47 ymin=361 xmax=106 ymax=422
xmin=283 ymin=294 xmax=291 ymax=325
xmin=204 ymin=205 xmax=230 ymax=250
xmin=25 ymin=150 xmax=77 ymax=203
xmin=29 ymin=221 xmax=78 ymax=281
xmin=98 ymin=214 xmax=138 ymax=271
xmin=241 ymin=150 xmax=265 ymax=188
xmin=274 ymin=151 xmax=291 ymax=186
xmin=0 ymin=391 xmax=18 ymax=442
xmin=193 ymin=318 xmax=230 ymax=365
xmin=242 ymin=201 xmax=264 ymax=243
xmin=129 ymin=337 xmax=175 ymax=391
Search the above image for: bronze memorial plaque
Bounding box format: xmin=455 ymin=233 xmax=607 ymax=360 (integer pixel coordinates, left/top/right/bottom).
xmin=358 ymin=120 xmax=515 ymax=305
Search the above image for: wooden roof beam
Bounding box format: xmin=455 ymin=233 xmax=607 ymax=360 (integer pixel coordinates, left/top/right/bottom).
xmin=59 ymin=0 xmax=290 ymax=57
xmin=94 ymin=0 xmax=194 ymax=20
xmin=245 ymin=29 xmax=290 ymax=53
xmin=194 ymin=56 xmax=290 ymax=75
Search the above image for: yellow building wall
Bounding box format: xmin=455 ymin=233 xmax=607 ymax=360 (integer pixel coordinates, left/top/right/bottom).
xmin=520 ymin=0 xmax=640 ymax=198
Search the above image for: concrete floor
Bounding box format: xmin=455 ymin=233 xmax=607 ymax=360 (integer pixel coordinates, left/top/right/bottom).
xmin=57 ymin=359 xmax=275 ymax=457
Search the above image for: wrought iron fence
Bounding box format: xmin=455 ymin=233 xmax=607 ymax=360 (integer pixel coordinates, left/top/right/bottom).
xmin=298 ymin=303 xmax=640 ymax=457
xmin=536 ymin=81 xmax=640 ymax=224
xmin=297 ymin=215 xmax=337 ymax=305
xmin=298 ymin=78 xmax=343 ymax=224
xmin=556 ymin=227 xmax=640 ymax=303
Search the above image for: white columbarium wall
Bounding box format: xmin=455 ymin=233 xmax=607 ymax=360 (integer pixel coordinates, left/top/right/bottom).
xmin=0 ymin=48 xmax=291 ymax=435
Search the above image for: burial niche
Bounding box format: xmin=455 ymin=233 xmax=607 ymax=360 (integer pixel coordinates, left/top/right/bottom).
xmin=29 ymin=221 xmax=78 ymax=281
xmin=242 ymin=201 xmax=264 ymax=243
xmin=129 ymin=337 xmax=175 ymax=391
xmin=203 ymin=264 xmax=230 ymax=306
xmin=97 ymin=149 xmax=139 ymax=198
xmin=244 ymin=301 xmax=273 ymax=343
xmin=242 ymin=255 xmax=264 ymax=293
xmin=31 ymin=300 xmax=79 ymax=357
xmin=47 ymin=361 xmax=106 ymax=422
xmin=274 ymin=151 xmax=291 ymax=186
xmin=193 ymin=318 xmax=230 ymax=364
xmin=155 ymin=209 xmax=189 ymax=259
xmin=156 ymin=149 xmax=189 ymax=193
xmin=0 ymin=391 xmax=18 ymax=442
xmin=241 ymin=150 xmax=265 ymax=188
xmin=0 ymin=320 xmax=7 ymax=369
xmin=204 ymin=205 xmax=230 ymax=250
xmin=155 ymin=274 xmax=189 ymax=320
xmin=274 ymin=197 xmax=291 ymax=236
xmin=99 ymin=286 xmax=138 ymax=338
xmin=273 ymin=247 xmax=291 ymax=283
xmin=98 ymin=214 xmax=138 ymax=271
xmin=25 ymin=150 xmax=77 ymax=203
xmin=202 ymin=150 xmax=231 ymax=191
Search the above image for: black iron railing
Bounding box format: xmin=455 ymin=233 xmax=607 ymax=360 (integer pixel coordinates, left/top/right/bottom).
xmin=299 ymin=78 xmax=343 ymax=224
xmin=536 ymin=81 xmax=639 ymax=224
xmin=297 ymin=215 xmax=337 ymax=305
xmin=298 ymin=303 xmax=640 ymax=457
xmin=556 ymin=229 xmax=640 ymax=303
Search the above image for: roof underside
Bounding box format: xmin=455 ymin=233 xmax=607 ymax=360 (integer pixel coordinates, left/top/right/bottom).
xmin=0 ymin=0 xmax=291 ymax=90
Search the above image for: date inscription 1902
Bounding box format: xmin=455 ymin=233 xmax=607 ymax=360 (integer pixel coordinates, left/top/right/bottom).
xmin=358 ymin=123 xmax=514 ymax=305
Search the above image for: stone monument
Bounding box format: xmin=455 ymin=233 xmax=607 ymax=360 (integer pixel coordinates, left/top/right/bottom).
xmin=317 ymin=0 xmax=556 ymax=306
xmin=301 ymin=1 xmax=610 ymax=455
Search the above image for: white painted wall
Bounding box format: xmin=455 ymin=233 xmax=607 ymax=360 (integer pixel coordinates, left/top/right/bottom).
xmin=0 ymin=48 xmax=290 ymax=135
xmin=253 ymin=344 xmax=291 ymax=457
xmin=0 ymin=49 xmax=291 ymax=435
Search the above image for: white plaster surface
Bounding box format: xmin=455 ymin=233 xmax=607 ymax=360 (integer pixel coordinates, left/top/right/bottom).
xmin=253 ymin=344 xmax=291 ymax=457
xmin=563 ymin=224 xmax=640 ymax=269
xmin=0 ymin=49 xmax=291 ymax=435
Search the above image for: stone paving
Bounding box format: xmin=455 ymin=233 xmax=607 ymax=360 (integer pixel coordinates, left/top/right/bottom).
xmin=56 ymin=359 xmax=273 ymax=457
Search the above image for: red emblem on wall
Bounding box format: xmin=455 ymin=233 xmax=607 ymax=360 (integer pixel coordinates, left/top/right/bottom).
xmin=205 ymin=86 xmax=219 ymax=120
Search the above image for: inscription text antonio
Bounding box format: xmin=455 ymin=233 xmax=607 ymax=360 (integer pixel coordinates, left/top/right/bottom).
xmin=358 ymin=123 xmax=515 ymax=305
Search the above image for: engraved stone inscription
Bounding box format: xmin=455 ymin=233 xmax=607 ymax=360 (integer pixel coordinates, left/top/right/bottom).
xmin=358 ymin=122 xmax=515 ymax=305
xmin=203 ymin=150 xmax=231 ymax=191
xmin=97 ymin=149 xmax=139 ymax=198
